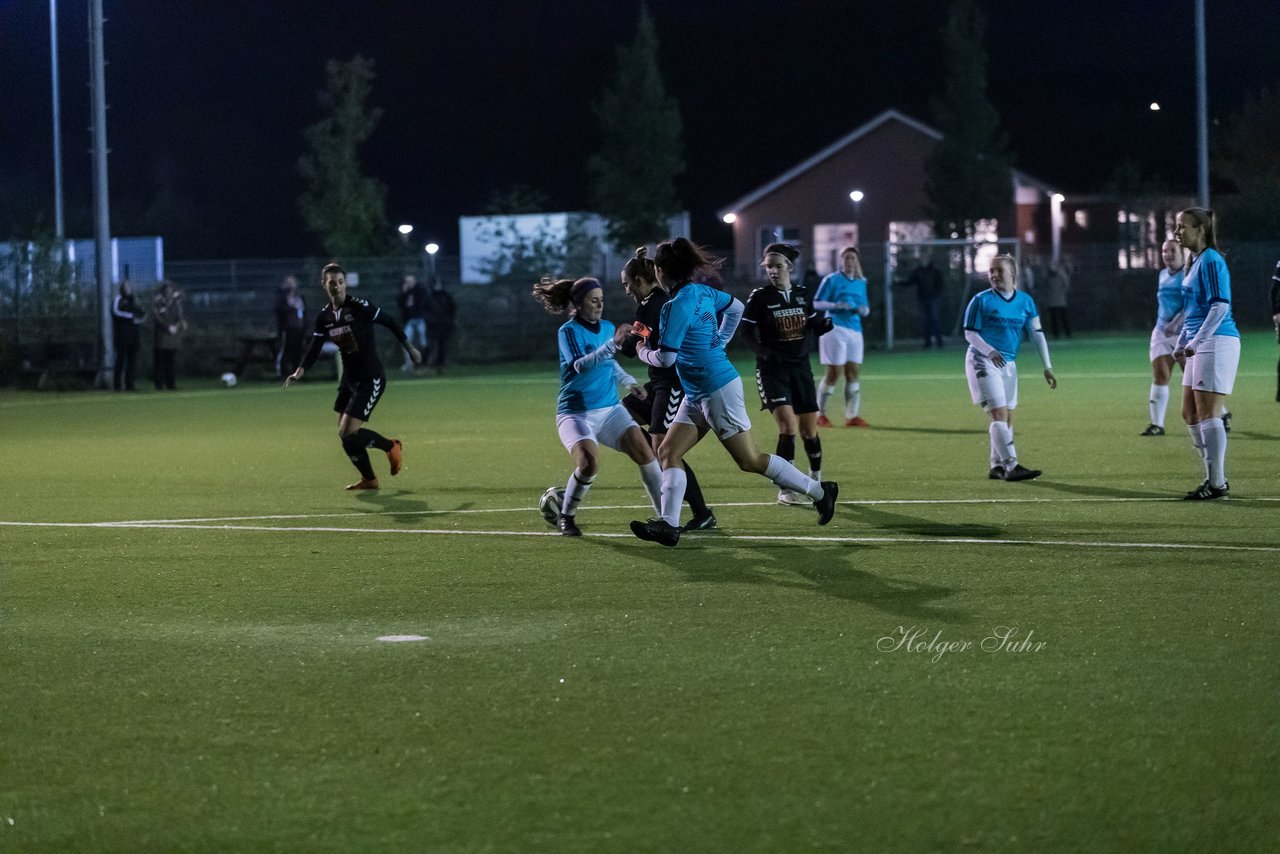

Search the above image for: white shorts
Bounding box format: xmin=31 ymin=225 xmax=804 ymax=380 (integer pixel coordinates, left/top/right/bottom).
xmin=819 ymin=325 xmax=864 ymax=366
xmin=1149 ymin=326 xmax=1179 ymax=361
xmin=556 ymin=403 xmax=638 ymax=453
xmin=965 ymin=349 xmax=1019 ymax=411
xmin=1182 ymin=335 xmax=1240 ymax=395
xmin=673 ymin=376 xmax=753 ymax=441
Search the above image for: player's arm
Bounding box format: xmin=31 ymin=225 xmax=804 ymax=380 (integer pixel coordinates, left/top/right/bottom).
xmin=1027 ymin=316 xmax=1056 ymax=389
xmin=716 ymin=296 xmax=744 ymax=347
xmin=374 ymin=305 xmax=421 ymax=364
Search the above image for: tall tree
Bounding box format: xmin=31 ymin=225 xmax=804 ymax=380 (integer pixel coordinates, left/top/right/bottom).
xmin=924 ymin=0 xmax=1013 ymax=238
xmin=1213 ymin=85 xmax=1280 ymax=239
xmin=297 ymin=56 xmax=390 ymax=257
xmin=588 ymin=6 xmax=684 ymax=252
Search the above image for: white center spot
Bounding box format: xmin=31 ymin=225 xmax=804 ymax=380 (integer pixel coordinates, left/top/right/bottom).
xmin=377 ymin=634 xmax=429 ymax=643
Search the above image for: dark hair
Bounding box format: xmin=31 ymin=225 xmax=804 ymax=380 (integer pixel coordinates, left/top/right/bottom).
xmin=1178 ymin=207 xmax=1219 ymax=254
xmin=321 ymin=262 xmax=345 ymax=278
xmin=532 ymin=276 xmax=601 ymax=315
xmin=654 ymin=237 xmax=722 ymax=285
xmin=762 ymin=242 xmax=800 ymax=265
xmin=622 ymin=246 xmax=658 ymax=285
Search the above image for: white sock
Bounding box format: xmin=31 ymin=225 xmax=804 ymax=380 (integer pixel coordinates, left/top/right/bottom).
xmin=816 ymin=380 xmax=833 ymax=415
xmin=1149 ymin=384 xmax=1169 ymax=428
xmin=764 ymin=454 xmax=823 ymax=501
xmin=638 ymin=459 xmax=663 ymax=515
xmin=1188 ymin=423 xmax=1208 ymax=478
xmin=562 ymin=469 xmax=595 ymax=517
xmin=1200 ymin=417 xmax=1227 ymax=488
xmin=844 ymin=382 xmax=861 ymax=419
xmin=989 ymin=421 xmax=1016 ymax=467
xmin=659 ymin=467 xmax=687 ymax=527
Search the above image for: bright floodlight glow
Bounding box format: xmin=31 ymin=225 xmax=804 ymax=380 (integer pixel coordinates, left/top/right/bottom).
xmin=397 ymin=224 xmax=414 ymax=236
xmin=1149 ymin=102 xmax=1161 ymax=111
xmin=849 ymin=190 xmax=864 ymax=203
xmin=424 ymin=243 xmax=440 ymax=255
xmin=722 ymin=213 xmax=737 ymax=224
xmin=1052 ymin=193 xmax=1065 ymax=203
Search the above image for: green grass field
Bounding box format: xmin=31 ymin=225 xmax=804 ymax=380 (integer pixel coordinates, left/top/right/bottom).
xmin=2 ymin=335 xmax=1277 ymax=852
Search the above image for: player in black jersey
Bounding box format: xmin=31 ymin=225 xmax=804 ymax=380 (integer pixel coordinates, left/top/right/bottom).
xmin=618 ymin=247 xmax=716 ymax=532
xmin=742 ymin=244 xmax=834 ymax=506
xmin=284 ymin=262 xmax=422 ymax=490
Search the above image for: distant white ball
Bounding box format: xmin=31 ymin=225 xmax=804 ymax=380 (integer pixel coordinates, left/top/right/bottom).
xmin=539 ymin=486 xmax=565 ymax=526
xmin=220 ymin=372 xmax=238 ymax=387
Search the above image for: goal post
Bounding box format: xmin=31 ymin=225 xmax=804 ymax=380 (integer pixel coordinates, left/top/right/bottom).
xmin=881 ymin=237 xmax=1022 ymax=351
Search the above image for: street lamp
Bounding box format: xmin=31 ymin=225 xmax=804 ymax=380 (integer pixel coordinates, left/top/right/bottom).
xmin=424 ymin=242 xmax=439 ymax=278
xmin=722 ymin=213 xmax=737 ymax=224
xmin=397 ymin=223 xmax=414 ymax=245
xmin=849 ymin=190 xmax=864 ymax=245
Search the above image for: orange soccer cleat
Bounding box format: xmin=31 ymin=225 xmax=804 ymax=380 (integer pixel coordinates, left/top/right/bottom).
xmin=387 ymin=439 xmax=404 ymax=476
xmin=845 ymin=416 xmax=870 ymax=428
xmin=816 ymin=414 xmax=833 ymax=428
xmin=346 ymin=478 xmax=380 ymax=491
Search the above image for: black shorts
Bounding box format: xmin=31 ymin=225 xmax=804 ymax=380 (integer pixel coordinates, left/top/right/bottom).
xmin=334 ymin=374 xmax=385 ymax=421
xmin=622 ymin=380 xmax=686 ymax=435
xmin=754 ymin=360 xmax=818 ymax=413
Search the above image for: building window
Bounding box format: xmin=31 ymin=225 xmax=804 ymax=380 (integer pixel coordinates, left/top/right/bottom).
xmin=812 ymin=224 xmax=860 ymax=274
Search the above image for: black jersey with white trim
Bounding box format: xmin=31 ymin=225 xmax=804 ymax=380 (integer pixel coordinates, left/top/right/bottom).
xmin=301 ymin=295 xmax=407 ymax=380
xmin=621 ymin=287 xmax=679 ymax=383
xmin=742 ymin=284 xmax=820 ymax=364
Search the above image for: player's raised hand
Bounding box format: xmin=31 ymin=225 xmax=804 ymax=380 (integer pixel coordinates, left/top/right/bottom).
xmin=613 ymin=323 xmax=635 ymax=346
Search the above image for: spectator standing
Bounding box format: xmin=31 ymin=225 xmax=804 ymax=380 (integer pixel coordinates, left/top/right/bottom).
xmin=151 ymin=280 xmax=186 ymax=390
xmin=397 ymin=273 xmax=429 ymax=372
xmin=1041 ymin=259 xmax=1072 ymax=338
xmin=112 ymin=281 xmax=146 ymax=391
xmin=275 ymin=275 xmax=307 ymax=379
xmin=425 ymin=277 xmax=457 ymax=373
xmin=901 ymin=251 xmax=946 ymax=349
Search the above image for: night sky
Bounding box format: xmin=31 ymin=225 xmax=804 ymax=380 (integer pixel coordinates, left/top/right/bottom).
xmin=2 ymin=0 xmax=1277 ymax=258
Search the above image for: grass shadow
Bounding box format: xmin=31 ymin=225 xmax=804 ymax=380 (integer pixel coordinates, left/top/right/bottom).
xmin=870 ymin=425 xmax=982 ymax=437
xmin=841 ymin=502 xmax=1005 ymax=538
xmin=1028 ymin=479 xmax=1168 ymax=499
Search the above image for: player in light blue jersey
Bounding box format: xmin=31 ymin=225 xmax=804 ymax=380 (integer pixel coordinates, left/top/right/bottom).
xmin=1173 ymin=208 xmax=1239 ymax=500
xmin=1141 ymin=239 xmax=1187 ymax=436
xmin=814 ymin=246 xmax=872 ymax=427
xmin=629 ymin=238 xmax=839 ymax=547
xmin=532 ymin=276 xmax=663 ymax=536
xmin=962 ymin=254 xmax=1057 ymax=482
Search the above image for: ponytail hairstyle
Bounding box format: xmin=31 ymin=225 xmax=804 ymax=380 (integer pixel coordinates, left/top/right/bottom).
xmin=991 ymin=253 xmax=1018 ymax=285
xmin=654 ymin=237 xmax=723 ymax=286
xmin=761 ymin=242 xmax=800 ymax=269
xmin=839 ymin=246 xmax=865 ymax=279
xmin=321 ymin=261 xmax=346 ymax=279
xmin=622 ymin=246 xmax=659 ymax=287
xmin=532 ymin=276 xmax=602 ymax=315
xmin=1178 ymin=207 xmax=1219 ymax=256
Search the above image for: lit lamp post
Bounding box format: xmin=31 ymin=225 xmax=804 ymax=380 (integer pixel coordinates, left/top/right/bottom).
xmin=397 ymin=223 xmax=414 ymax=245
xmin=424 ymin=242 xmax=439 ymax=279
xmin=848 ymin=190 xmax=864 ymax=244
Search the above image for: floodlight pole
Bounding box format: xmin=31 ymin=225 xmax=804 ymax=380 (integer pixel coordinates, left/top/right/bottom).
xmin=1194 ymin=0 xmax=1209 ymax=208
xmin=50 ymin=0 xmax=65 ymax=239
xmin=89 ymin=0 xmax=114 ymax=384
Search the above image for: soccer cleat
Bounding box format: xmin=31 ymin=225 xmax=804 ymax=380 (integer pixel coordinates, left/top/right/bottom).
xmin=1183 ymin=480 xmax=1229 ymax=501
xmin=1222 ymin=411 xmax=1232 ymax=433
xmin=988 ymin=465 xmax=1006 ymax=480
xmin=629 ymin=518 xmax=681 ymax=547
xmin=777 ymin=489 xmax=812 ymax=506
xmin=845 ymin=416 xmax=870 ymax=427
xmin=1002 ymin=464 xmax=1042 ymax=482
xmin=387 ymin=439 xmax=404 ymax=475
xmin=816 ymin=414 xmax=833 ymax=428
xmin=1140 ymin=424 xmax=1166 ymax=437
xmin=814 ymin=481 xmax=839 ymax=525
xmin=682 ymin=510 xmax=717 ymax=532
xmin=559 ymin=515 xmax=583 ymax=537
xmin=345 ymin=477 xmax=380 ymax=491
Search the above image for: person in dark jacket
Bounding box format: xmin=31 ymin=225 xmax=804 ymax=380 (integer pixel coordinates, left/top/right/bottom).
xmin=112 ymin=281 xmax=146 ymax=391
xmin=151 ymin=280 xmax=186 ymax=390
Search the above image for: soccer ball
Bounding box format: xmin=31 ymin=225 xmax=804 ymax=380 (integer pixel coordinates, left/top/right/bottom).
xmin=538 ymin=486 xmax=565 ymax=526
xmin=220 ymin=372 xmax=238 ymax=387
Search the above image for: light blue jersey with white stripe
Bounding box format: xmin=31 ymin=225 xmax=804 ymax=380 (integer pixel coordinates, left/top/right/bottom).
xmin=557 ymin=317 xmax=620 ymax=414
xmin=658 ymin=282 xmax=738 ymax=401
xmin=1156 ymin=267 xmax=1185 ymax=327
xmin=815 ymin=273 xmax=868 ymax=332
xmin=1182 ymin=248 xmax=1239 ymax=339
xmin=963 ymin=288 xmax=1040 ymax=362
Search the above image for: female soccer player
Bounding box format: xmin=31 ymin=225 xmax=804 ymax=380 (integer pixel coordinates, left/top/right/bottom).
xmin=742 ymin=243 xmax=834 ymax=505
xmin=814 ymin=246 xmax=871 ymax=427
xmin=1141 ymin=239 xmax=1187 ymax=436
xmin=533 ymin=276 xmax=664 ymax=537
xmin=962 ymin=254 xmax=1057 ymax=481
xmin=629 ymin=238 xmax=839 ymax=548
xmin=284 ymin=262 xmax=419 ymax=490
xmin=1173 ymin=208 xmax=1240 ymax=500
xmin=619 ymin=248 xmax=717 ymax=532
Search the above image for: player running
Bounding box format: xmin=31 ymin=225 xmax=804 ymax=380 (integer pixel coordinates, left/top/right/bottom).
xmin=742 ymin=243 xmax=834 ymax=505
xmin=962 ymin=253 xmax=1057 ymax=481
xmin=533 ymin=276 xmax=664 ymax=537
xmin=284 ymin=262 xmax=420 ymax=490
xmin=629 ymin=238 xmax=839 ymax=548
